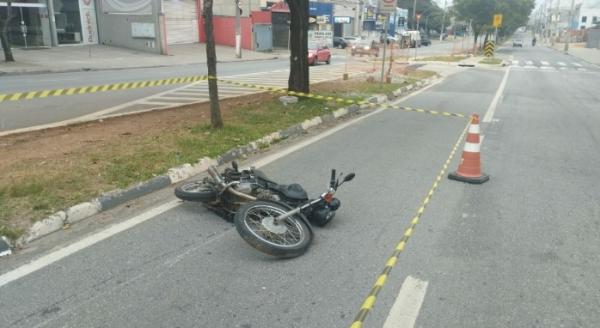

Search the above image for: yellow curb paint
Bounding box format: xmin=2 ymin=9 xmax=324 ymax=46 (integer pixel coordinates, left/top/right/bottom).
xmin=350 ymin=322 xmax=362 ymax=328
xmin=404 ymin=228 xmax=413 ymax=237
xmin=39 ymin=90 xmax=51 ymax=98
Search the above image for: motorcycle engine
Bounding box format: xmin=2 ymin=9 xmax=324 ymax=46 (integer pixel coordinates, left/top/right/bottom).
xmin=256 ymin=190 xmax=281 ymax=202
xmin=234 ymin=182 xmax=253 ymax=194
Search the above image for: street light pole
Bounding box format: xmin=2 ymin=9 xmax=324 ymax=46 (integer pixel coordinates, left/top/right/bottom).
xmin=564 ymin=0 xmax=575 ymax=53
xmin=440 ymin=0 xmax=447 ymax=41
xmin=412 ymin=0 xmax=417 ymax=29
xmin=235 ymin=0 xmax=242 ymax=58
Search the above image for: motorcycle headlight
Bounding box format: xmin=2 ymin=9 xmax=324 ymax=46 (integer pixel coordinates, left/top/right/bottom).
xmin=308 ymin=53 xmax=314 ymax=57
xmin=364 ymin=46 xmax=370 ymax=50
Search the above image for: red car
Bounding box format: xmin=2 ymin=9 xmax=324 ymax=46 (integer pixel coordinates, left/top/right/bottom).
xmin=308 ymin=44 xmax=331 ymax=65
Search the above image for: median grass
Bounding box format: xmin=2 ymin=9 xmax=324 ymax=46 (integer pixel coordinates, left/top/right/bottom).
xmin=416 ymin=55 xmax=467 ymax=62
xmin=0 ymin=78 xmax=408 ymax=240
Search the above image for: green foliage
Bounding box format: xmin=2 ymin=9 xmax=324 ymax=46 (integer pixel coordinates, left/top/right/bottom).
xmin=452 ymin=0 xmax=535 ymax=40
xmin=397 ymin=0 xmax=445 ymax=33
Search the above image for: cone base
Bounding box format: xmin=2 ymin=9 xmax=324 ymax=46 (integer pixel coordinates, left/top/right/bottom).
xmin=448 ymin=172 xmax=489 ymax=184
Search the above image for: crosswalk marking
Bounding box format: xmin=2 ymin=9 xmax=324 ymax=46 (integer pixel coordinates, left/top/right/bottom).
xmin=573 ymin=63 xmax=583 ymax=67
xmin=101 ymin=64 xmax=366 ymax=118
xmin=512 ymin=60 xmax=519 ymax=65
xmin=578 ymin=68 xmax=588 ymax=71
xmin=557 ymin=62 xmax=566 ymax=66
xmin=541 ymin=61 xmax=550 ymax=66
xmin=526 ymin=60 xmax=533 ymax=65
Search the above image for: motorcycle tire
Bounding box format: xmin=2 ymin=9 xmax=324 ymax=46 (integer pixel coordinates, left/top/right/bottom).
xmin=234 ymin=200 xmax=313 ymax=258
xmin=174 ymin=181 xmax=218 ymax=202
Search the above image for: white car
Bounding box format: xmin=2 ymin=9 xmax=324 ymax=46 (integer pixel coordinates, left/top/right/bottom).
xmin=512 ymin=39 xmax=524 ymax=47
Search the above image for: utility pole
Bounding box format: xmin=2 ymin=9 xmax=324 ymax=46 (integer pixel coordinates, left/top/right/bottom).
xmin=381 ymin=14 xmax=389 ymax=83
xmin=412 ymin=0 xmax=417 ymax=29
xmin=564 ymin=0 xmax=575 ymax=53
xmin=440 ymin=0 xmax=447 ymax=41
xmin=235 ymin=0 xmax=242 ymax=58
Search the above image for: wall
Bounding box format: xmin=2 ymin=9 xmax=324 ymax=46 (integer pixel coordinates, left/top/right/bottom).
xmin=210 ymin=16 xmax=253 ymax=49
xmin=97 ymin=13 xmax=163 ymax=53
xmin=97 ymin=0 xmax=164 ymax=54
xmin=587 ymin=28 xmax=600 ymax=48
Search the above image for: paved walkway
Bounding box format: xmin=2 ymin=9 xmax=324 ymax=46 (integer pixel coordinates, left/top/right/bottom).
xmin=0 ymin=43 xmax=287 ymax=75
xmin=546 ymin=42 xmax=600 ymax=65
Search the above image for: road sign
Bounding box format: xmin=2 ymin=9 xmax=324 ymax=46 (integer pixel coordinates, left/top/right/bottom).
xmin=378 ymin=0 xmax=395 ymax=14
xmin=493 ymin=14 xmax=503 ymax=28
xmin=484 ymin=40 xmax=495 ymax=57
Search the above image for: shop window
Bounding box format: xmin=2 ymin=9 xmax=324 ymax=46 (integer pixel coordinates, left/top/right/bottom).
xmin=53 ymin=0 xmax=83 ymax=44
xmin=581 ymin=16 xmax=587 ymax=23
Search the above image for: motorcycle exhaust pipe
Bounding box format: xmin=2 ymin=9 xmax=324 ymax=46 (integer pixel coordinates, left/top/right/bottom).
xmin=226 ymin=187 xmax=257 ymax=201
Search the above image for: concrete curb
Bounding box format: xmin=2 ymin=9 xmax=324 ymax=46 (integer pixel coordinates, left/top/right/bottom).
xmin=12 ymin=77 xmax=435 ymax=250
xmin=0 ymin=57 xmax=281 ymax=77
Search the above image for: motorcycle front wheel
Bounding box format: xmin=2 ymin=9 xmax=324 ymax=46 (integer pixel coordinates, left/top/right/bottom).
xmin=174 ymin=181 xmax=218 ymax=202
xmin=234 ymin=200 xmax=313 ymax=258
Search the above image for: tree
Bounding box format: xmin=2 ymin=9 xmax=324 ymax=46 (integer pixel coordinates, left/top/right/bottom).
xmin=453 ymin=0 xmax=534 ymax=50
xmin=286 ymin=0 xmax=309 ymax=93
xmin=397 ymin=0 xmax=443 ymax=32
xmin=0 ymin=1 xmax=15 ymax=62
xmin=202 ymin=0 xmax=223 ymax=128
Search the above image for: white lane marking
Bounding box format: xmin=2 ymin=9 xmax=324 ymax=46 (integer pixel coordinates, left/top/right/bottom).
xmin=0 ymin=200 xmax=181 ymax=288
xmin=526 ymin=60 xmax=533 ymax=65
xmin=577 ymin=68 xmax=588 ymax=71
xmin=557 ymin=62 xmax=566 ymax=66
xmin=0 ymin=78 xmax=443 ymax=287
xmin=540 ymin=61 xmax=550 ymax=66
xmin=572 ymin=63 xmax=583 ymax=67
xmin=483 ymin=66 xmax=511 ymax=123
xmin=540 ymin=66 xmax=554 ymax=70
xmin=382 ymin=276 xmax=429 ymax=328
xmin=511 ymin=60 xmax=519 ymax=65
xmin=559 ymin=67 xmax=567 ymax=70
xmin=523 ymin=65 xmax=537 ymax=69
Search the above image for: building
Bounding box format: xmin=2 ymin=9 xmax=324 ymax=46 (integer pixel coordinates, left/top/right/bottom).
xmin=577 ymin=0 xmax=600 ymax=29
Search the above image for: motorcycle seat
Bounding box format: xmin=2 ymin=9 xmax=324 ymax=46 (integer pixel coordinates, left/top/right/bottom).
xmin=274 ymin=183 xmax=308 ymax=200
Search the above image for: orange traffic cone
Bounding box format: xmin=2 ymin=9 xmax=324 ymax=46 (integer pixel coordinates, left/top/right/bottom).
xmin=448 ymin=114 xmax=490 ymax=184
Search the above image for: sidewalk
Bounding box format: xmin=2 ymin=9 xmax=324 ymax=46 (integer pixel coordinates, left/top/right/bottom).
xmin=546 ymin=42 xmax=600 ymax=65
xmin=0 ymin=43 xmax=288 ymax=75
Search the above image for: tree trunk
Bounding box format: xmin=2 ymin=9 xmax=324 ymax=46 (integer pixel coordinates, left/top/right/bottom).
xmin=202 ymin=0 xmax=223 ymax=128
xmin=473 ymin=31 xmax=479 ymax=55
xmin=287 ymin=0 xmax=309 ymax=93
xmin=0 ymin=2 xmax=15 ymax=62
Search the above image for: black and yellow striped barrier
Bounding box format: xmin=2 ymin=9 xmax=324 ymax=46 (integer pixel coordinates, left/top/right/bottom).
xmin=0 ymin=73 xmax=466 ymax=119
xmin=484 ymin=41 xmax=495 ymax=57
xmin=0 ymin=76 xmax=208 ymax=102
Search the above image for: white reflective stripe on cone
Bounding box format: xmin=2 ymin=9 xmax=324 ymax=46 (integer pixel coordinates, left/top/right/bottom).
xmin=463 ymin=142 xmax=481 ymax=153
xmin=468 ymin=124 xmax=480 ymax=134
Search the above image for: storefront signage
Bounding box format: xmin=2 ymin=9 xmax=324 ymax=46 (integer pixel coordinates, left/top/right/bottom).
xmin=334 ymin=16 xmax=351 ymax=24
xmin=378 ymin=0 xmax=396 ymax=14
xmin=79 ymin=0 xmax=99 ymax=44
xmin=308 ymin=30 xmax=333 ymax=48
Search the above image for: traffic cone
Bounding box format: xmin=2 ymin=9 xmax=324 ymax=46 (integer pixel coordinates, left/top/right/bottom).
xmin=448 ymin=114 xmax=489 ymax=184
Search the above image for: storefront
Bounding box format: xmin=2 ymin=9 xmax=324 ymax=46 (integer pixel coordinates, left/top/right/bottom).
xmin=163 ymin=0 xmax=199 ymax=44
xmin=308 ymin=1 xmax=332 ymax=32
xmin=1 ymin=0 xmax=52 ymax=47
xmin=0 ymin=0 xmax=98 ymax=48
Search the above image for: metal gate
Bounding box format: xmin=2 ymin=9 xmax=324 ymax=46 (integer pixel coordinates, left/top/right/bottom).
xmin=272 ymin=12 xmax=289 ymax=49
xmin=253 ymin=24 xmax=272 ymax=52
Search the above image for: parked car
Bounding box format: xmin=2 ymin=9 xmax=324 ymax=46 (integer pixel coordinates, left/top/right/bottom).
xmin=420 ymin=34 xmax=431 ymax=46
xmin=308 ymin=44 xmax=331 ymax=65
xmin=512 ymin=38 xmax=524 ymax=47
xmin=333 ymin=37 xmax=348 ymax=49
xmin=351 ymin=40 xmax=379 ymax=57
xmin=343 ymin=36 xmax=359 ymax=45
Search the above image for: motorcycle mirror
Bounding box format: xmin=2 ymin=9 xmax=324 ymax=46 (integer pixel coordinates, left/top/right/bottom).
xmin=232 ymin=161 xmax=239 ymax=172
xmin=343 ymin=173 xmax=356 ymax=182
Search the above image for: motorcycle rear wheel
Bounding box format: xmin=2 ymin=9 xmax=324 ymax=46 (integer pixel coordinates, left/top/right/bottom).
xmin=234 ymin=200 xmax=312 ymax=258
xmin=174 ymin=181 xmax=218 ymax=202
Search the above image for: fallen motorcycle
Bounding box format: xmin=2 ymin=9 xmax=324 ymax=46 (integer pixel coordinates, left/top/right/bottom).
xmin=174 ymin=162 xmax=355 ymax=258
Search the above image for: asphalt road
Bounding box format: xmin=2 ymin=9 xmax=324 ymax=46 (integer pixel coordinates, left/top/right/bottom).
xmin=2 ymin=45 xmax=598 ymax=328
xmin=0 ymin=40 xmax=458 ymax=133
